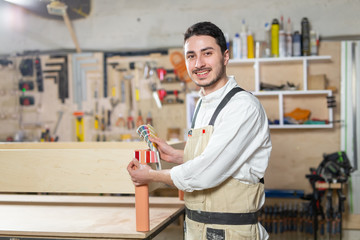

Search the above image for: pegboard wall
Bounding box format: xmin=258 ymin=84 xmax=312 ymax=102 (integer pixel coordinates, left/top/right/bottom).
xmin=0 ymin=49 xmax=191 ymax=142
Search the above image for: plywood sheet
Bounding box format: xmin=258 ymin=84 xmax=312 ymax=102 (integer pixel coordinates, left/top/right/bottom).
xmin=0 ymin=194 xmax=184 ymax=239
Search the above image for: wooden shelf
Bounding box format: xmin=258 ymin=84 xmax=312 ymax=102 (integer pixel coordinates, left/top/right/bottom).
xmin=229 ymin=56 xmax=333 ymax=129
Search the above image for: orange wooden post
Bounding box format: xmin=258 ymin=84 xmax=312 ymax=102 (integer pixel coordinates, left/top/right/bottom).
xmin=134 ymin=150 xmax=150 ymax=232
xmin=178 ymin=190 xmax=184 ymax=201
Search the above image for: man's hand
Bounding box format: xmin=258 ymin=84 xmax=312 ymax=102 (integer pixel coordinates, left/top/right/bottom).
xmin=150 ymin=136 xmax=184 ymax=164
xmin=127 ymin=158 xmax=153 ymax=186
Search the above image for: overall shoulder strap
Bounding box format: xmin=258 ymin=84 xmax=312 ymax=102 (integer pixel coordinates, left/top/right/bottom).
xmin=208 ymin=87 xmax=244 ymax=126
xmin=191 ymin=99 xmax=202 ymax=129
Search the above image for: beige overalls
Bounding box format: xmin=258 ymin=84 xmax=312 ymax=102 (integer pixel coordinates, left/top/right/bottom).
xmin=183 ymin=88 xmax=264 ymax=240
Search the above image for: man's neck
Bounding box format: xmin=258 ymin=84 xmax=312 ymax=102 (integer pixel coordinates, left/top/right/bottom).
xmin=201 ymin=76 xmax=228 ymax=96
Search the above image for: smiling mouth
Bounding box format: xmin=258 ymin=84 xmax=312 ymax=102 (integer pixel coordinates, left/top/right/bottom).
xmin=194 ymin=69 xmax=211 ymax=77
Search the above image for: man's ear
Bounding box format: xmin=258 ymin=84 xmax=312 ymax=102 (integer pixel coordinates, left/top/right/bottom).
xmin=223 ymin=49 xmax=230 ymax=65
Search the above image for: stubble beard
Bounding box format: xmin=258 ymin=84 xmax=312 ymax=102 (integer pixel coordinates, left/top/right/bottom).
xmin=192 ymin=65 xmax=226 ymax=88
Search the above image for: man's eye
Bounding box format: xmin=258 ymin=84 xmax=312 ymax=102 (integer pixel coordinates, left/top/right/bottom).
xmin=187 ymin=55 xmax=195 ymax=59
xmin=204 ymin=51 xmax=212 ymax=56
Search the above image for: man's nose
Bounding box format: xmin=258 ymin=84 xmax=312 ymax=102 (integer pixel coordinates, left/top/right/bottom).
xmin=195 ymin=55 xmax=205 ymax=68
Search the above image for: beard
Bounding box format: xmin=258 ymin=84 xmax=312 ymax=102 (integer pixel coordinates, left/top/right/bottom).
xmin=192 ymin=63 xmax=226 ymax=88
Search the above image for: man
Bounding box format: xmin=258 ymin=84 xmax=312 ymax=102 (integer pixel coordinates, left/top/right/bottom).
xmin=127 ymin=21 xmax=272 ymax=240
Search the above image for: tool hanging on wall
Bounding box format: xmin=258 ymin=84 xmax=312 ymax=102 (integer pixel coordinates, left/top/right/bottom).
xmin=52 ymin=111 xmax=63 ymax=142
xmin=72 ymin=53 xmax=98 ymax=110
xmin=19 ymin=58 xmax=34 ymax=77
xmin=73 ymin=111 xmax=85 ymax=142
xmin=43 ymin=55 xmax=69 ymax=103
xmin=116 ymin=113 xmax=125 ymax=128
xmin=19 ymin=96 xmax=35 ymax=106
xmin=0 ymin=59 xmax=13 ymax=67
xmin=127 ymin=114 xmax=135 ymax=130
xmin=169 ymin=51 xmax=191 ymax=82
xmin=136 ymin=110 xmax=144 ymax=128
xmin=157 ymin=89 xmax=184 ymax=104
xmin=34 ymin=57 xmax=44 ymax=92
xmin=19 ymin=81 xmax=34 ymax=91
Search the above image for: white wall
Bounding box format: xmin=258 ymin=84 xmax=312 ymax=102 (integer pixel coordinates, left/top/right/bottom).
xmin=1 ymin=0 xmax=360 ymax=55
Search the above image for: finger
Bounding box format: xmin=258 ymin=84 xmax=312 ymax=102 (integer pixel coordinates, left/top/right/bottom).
xmin=132 ymin=158 xmax=140 ymax=169
xmin=149 ymin=136 xmax=162 ymax=144
xmin=127 ymin=161 xmax=135 ymax=172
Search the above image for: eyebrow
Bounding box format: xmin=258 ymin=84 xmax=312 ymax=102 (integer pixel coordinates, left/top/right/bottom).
xmin=186 ymin=47 xmax=215 ymax=55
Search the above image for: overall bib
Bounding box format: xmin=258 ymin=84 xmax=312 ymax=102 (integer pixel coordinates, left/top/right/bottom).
xmin=183 ymin=88 xmax=264 ymax=240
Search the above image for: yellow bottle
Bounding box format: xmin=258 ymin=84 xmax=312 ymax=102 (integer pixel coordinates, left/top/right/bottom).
xmin=247 ymin=32 xmax=254 ymax=58
xmin=271 ymin=18 xmax=279 ymax=57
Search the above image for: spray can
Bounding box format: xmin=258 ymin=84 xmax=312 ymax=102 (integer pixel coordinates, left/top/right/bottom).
xmin=293 ymin=31 xmax=301 ymax=57
xmin=286 ymin=17 xmax=293 ymax=57
xmin=271 ymin=18 xmax=279 ymax=57
xmin=279 ymin=30 xmax=286 ymax=57
xmin=301 ymin=17 xmax=310 ymax=56
xmin=232 ymin=33 xmax=241 ymax=59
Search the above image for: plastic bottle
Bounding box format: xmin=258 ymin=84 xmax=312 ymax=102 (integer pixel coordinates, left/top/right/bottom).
xmin=310 ymin=30 xmax=318 ymax=56
xmin=264 ymin=22 xmax=271 ymax=57
xmin=224 ymin=33 xmax=230 ymax=50
xmin=292 ymin=31 xmax=301 ymax=57
xmin=247 ymin=30 xmax=254 ymax=58
xmin=240 ymin=19 xmax=248 ymax=59
xmin=279 ymin=29 xmax=286 ymax=57
xmin=232 ymin=33 xmax=241 ymax=59
xmin=301 ymin=17 xmax=310 ymax=56
xmin=271 ymin=18 xmax=279 ymax=57
xmin=286 ymin=17 xmax=293 ymax=57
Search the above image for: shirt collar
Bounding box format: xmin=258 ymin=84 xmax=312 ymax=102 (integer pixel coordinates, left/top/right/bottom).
xmin=199 ymin=76 xmax=238 ymax=103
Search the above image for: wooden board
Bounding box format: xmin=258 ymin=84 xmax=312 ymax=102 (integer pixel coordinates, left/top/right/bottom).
xmin=0 ymin=142 xmax=149 ymax=194
xmin=0 ymin=194 xmax=184 ymax=239
xmin=0 ymin=142 xmax=182 ymax=194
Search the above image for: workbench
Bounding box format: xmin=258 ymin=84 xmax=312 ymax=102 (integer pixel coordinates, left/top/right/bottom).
xmin=0 ymin=142 xmax=185 ymax=240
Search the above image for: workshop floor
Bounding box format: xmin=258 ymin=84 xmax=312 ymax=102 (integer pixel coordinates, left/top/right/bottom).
xmin=154 ymin=224 xmax=360 ymax=240
xmin=154 ymin=222 xmax=183 ymax=240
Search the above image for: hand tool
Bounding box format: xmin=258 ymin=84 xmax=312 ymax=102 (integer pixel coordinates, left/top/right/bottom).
xmin=156 ymin=68 xmax=167 ymax=81
xmin=73 ymin=111 xmax=84 ymax=141
xmin=157 ymin=89 xmax=184 ymax=104
xmin=136 ymin=110 xmax=144 ymax=128
xmin=53 ymin=111 xmax=63 ymax=141
xmin=43 ymin=55 xmax=68 ymax=103
xmin=127 ymin=111 xmax=135 ymax=130
xmin=169 ymin=51 xmax=191 ymax=82
xmin=116 ymin=113 xmax=125 ymax=128
xmin=35 ymin=57 xmax=44 ymax=92
xmin=146 ymin=111 xmax=153 ymax=126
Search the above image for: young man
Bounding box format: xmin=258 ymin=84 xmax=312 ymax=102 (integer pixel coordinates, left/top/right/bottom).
xmin=127 ymin=21 xmax=272 ymax=240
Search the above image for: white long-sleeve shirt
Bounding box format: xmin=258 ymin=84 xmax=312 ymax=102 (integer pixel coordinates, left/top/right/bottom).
xmin=170 ymin=76 xmax=272 ymax=192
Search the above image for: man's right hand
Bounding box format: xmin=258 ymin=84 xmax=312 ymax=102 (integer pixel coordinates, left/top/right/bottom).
xmin=149 ymin=136 xmax=184 ymax=164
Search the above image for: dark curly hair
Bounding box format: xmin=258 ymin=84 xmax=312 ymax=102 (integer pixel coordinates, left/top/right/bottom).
xmin=184 ymin=21 xmax=227 ymax=54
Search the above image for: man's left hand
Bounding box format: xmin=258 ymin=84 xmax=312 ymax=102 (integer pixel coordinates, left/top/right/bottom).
xmin=127 ymin=158 xmax=152 ymax=186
